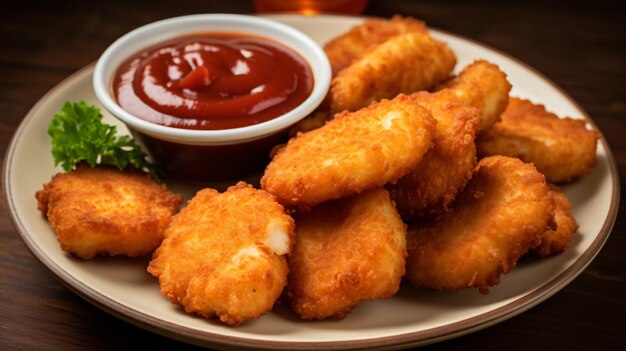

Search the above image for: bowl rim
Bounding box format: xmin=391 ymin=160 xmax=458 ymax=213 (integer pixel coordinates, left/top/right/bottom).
xmin=93 ymin=13 xmax=331 ymax=145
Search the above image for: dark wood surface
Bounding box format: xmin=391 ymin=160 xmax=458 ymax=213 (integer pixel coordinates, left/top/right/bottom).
xmin=1 ymin=1 xmax=624 ymax=350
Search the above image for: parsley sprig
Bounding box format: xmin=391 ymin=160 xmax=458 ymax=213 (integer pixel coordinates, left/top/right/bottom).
xmin=48 ymin=101 xmax=162 ymax=181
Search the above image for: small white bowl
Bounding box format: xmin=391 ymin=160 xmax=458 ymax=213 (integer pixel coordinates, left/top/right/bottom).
xmin=92 ymin=14 xmax=331 ymax=180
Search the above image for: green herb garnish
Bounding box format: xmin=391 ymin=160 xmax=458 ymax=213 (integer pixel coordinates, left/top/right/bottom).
xmin=48 ymin=101 xmax=162 ymax=181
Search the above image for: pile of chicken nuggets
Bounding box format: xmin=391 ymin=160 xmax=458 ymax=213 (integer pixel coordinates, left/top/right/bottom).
xmin=36 ymin=15 xmax=598 ymax=326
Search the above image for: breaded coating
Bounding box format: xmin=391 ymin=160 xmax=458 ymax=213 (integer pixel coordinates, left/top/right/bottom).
xmin=261 ymin=94 xmax=436 ymax=210
xmin=389 ymin=89 xmax=480 ymax=218
xmin=286 ymin=188 xmax=406 ymax=320
xmin=324 ymin=15 xmax=427 ymax=76
xmin=477 ymin=97 xmax=599 ymax=182
xmin=148 ymin=182 xmax=295 ymax=326
xmin=406 ymin=156 xmax=555 ymax=294
xmin=329 ymin=31 xmax=456 ymax=114
xmin=289 ymin=16 xmax=430 ymax=137
xmin=438 ymin=60 xmax=511 ymax=132
xmin=35 ymin=164 xmax=182 ymax=259
xmin=532 ymin=184 xmax=578 ymax=257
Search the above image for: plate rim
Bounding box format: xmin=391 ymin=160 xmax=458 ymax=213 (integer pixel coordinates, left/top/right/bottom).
xmin=2 ymin=14 xmax=620 ymax=350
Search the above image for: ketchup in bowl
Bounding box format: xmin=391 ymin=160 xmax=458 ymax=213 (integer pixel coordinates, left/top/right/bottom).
xmin=112 ymin=32 xmax=314 ymax=130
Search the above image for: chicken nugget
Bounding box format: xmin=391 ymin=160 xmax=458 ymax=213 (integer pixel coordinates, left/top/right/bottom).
xmin=289 ymin=16 xmax=430 ymax=137
xmin=389 ymin=89 xmax=480 ymax=218
xmin=286 ymin=188 xmax=406 ymax=320
xmin=35 ymin=164 xmax=182 ymax=259
xmin=330 ymin=31 xmax=456 ymax=114
xmin=438 ymin=60 xmax=511 ymax=132
xmin=477 ymin=97 xmax=599 ymax=182
xmin=148 ymin=182 xmax=295 ymax=326
xmin=406 ymin=156 xmax=555 ymax=294
xmin=324 ymin=15 xmax=427 ymax=76
xmin=532 ymin=184 xmax=578 ymax=257
xmin=261 ymin=94 xmax=436 ymax=210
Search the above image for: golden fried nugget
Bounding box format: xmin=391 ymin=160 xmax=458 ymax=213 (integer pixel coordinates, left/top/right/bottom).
xmin=329 ymin=31 xmax=456 ymax=114
xmin=35 ymin=164 xmax=182 ymax=259
xmin=389 ymin=89 xmax=480 ymax=218
xmin=148 ymin=182 xmax=294 ymax=326
xmin=438 ymin=60 xmax=511 ymax=132
xmin=324 ymin=15 xmax=427 ymax=76
xmin=406 ymin=156 xmax=555 ymax=294
xmin=477 ymin=97 xmax=599 ymax=182
xmin=289 ymin=16 xmax=430 ymax=137
xmin=261 ymin=94 xmax=436 ymax=210
xmin=532 ymin=184 xmax=578 ymax=257
xmin=286 ymin=188 xmax=406 ymax=320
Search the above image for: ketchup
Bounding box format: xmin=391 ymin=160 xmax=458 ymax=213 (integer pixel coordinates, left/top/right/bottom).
xmin=112 ymin=32 xmax=314 ymax=130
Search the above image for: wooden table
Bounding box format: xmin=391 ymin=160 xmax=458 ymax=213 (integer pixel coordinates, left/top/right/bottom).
xmin=1 ymin=1 xmax=624 ymax=350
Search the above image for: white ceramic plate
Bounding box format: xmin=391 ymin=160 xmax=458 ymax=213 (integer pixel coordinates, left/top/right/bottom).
xmin=3 ymin=14 xmax=619 ymax=350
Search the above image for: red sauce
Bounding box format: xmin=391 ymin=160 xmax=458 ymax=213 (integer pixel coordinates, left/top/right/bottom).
xmin=112 ymin=32 xmax=314 ymax=130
